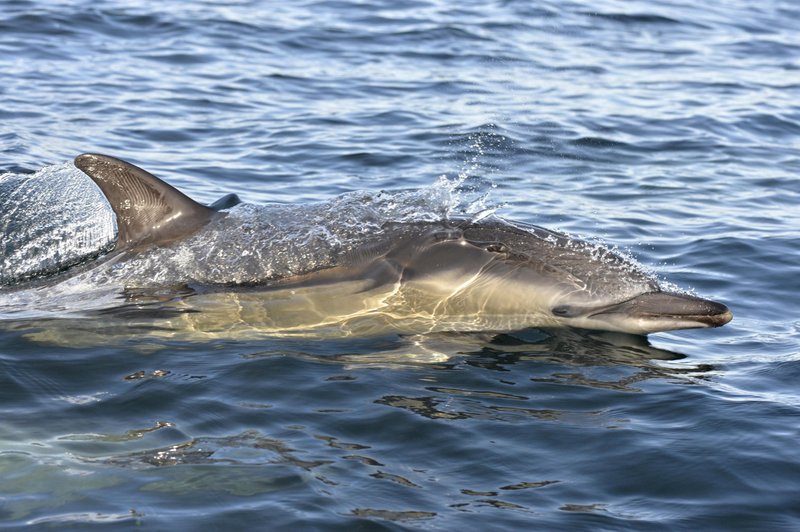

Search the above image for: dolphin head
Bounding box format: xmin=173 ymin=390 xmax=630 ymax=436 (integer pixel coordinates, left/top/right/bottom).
xmin=547 ymin=290 xmax=733 ymax=335
xmin=415 ymin=220 xmax=733 ymax=336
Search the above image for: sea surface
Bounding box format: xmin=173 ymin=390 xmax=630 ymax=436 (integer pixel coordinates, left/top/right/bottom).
xmin=1 ymin=0 xmax=799 ymax=529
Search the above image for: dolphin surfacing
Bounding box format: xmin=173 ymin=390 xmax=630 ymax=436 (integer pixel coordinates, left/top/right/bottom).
xmin=65 ymin=153 xmax=731 ymax=337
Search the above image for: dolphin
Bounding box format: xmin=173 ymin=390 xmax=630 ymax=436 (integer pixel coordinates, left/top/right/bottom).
xmin=5 ymin=153 xmax=732 ymax=338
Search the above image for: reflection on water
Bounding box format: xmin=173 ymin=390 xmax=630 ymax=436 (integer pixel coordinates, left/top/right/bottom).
xmin=0 ymin=330 xmax=707 ymax=522
xmin=0 ymin=322 xmax=715 ymax=525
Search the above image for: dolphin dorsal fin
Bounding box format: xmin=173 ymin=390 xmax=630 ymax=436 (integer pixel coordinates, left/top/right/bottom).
xmin=74 ymin=153 xmax=217 ymax=250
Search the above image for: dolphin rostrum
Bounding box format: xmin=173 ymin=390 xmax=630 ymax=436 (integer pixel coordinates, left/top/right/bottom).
xmin=50 ymin=154 xmax=733 ymax=337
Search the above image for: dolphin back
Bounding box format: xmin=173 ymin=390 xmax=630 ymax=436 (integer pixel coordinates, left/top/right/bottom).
xmin=74 ymin=154 xmax=219 ymax=251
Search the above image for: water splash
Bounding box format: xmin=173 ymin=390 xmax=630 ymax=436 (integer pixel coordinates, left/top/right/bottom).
xmin=0 ymin=163 xmax=116 ymax=285
xmin=99 ymin=174 xmax=502 ymax=286
xmin=439 ymin=125 xmax=507 ymax=220
xmin=0 ymin=160 xmax=505 ymax=289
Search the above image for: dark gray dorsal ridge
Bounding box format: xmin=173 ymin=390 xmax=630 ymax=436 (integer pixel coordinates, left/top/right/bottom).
xmin=74 ymin=153 xmax=218 ymax=250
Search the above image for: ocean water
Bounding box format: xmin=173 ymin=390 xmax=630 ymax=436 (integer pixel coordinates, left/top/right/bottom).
xmin=1 ymin=0 xmax=799 ymax=529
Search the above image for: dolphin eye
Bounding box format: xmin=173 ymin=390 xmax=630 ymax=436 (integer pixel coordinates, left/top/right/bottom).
xmin=485 ymin=243 xmax=508 ymax=253
xmin=551 ymin=305 xmax=578 ymax=318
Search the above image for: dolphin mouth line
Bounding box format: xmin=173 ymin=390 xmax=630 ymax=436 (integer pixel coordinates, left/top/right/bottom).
xmin=623 ymin=309 xmax=733 ymax=328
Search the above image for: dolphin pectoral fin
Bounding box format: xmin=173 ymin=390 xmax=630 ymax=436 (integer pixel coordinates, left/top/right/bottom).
xmin=74 ymin=153 xmax=218 ymax=250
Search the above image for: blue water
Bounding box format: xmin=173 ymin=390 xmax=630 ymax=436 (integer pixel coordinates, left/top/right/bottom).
xmin=2 ymin=0 xmax=800 ymax=529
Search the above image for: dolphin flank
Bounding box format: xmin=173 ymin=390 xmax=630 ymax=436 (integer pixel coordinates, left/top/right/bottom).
xmin=19 ymin=153 xmax=733 ymax=337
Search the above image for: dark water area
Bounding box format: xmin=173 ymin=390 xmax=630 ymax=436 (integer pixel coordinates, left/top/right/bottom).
xmin=1 ymin=0 xmax=799 ymax=529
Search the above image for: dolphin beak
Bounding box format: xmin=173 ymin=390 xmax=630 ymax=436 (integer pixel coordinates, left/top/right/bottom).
xmin=590 ymin=291 xmax=733 ymax=332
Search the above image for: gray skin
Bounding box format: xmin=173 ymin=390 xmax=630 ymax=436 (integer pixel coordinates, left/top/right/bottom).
xmin=70 ymin=154 xmax=732 ymax=337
